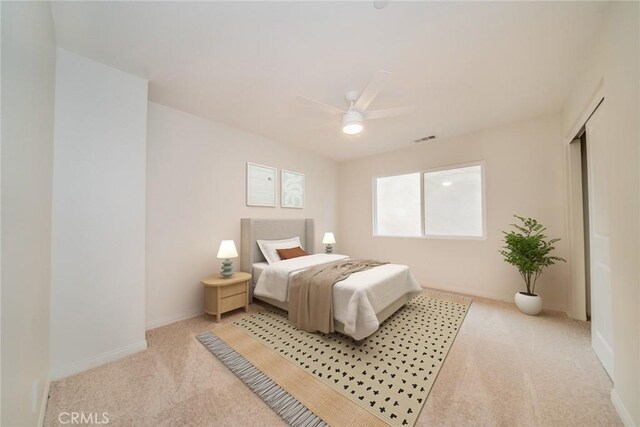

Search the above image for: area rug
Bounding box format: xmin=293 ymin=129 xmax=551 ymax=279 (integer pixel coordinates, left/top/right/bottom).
xmin=197 ymin=290 xmax=471 ymax=427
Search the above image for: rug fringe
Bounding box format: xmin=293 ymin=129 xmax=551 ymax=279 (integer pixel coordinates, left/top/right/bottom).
xmin=197 ymin=332 xmax=327 ymax=427
xmin=423 ymin=288 xmax=473 ymax=305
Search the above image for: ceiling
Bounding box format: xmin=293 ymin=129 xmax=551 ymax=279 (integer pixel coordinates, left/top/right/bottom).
xmin=51 ymin=1 xmax=608 ymax=161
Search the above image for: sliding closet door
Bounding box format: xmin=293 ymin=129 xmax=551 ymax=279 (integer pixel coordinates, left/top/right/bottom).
xmin=585 ymin=105 xmax=614 ymax=378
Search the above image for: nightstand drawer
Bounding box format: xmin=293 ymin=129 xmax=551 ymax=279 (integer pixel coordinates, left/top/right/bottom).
xmin=220 ymin=281 xmax=246 ymax=298
xmin=220 ymin=292 xmax=246 ymax=312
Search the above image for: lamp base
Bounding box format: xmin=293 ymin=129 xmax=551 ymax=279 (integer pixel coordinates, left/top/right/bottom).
xmin=220 ymin=259 xmax=234 ymax=278
xmin=325 ymin=244 xmax=333 ymax=254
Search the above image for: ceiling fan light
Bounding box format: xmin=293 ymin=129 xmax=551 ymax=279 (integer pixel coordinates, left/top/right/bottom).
xmin=343 ymin=122 xmax=364 ymax=135
xmin=342 ymin=110 xmax=364 ymax=135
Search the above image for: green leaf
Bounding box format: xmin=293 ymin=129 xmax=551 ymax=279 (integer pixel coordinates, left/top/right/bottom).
xmin=498 ymin=215 xmax=566 ymax=293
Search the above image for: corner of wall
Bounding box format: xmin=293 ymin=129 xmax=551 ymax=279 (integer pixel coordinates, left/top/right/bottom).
xmin=145 ymin=309 xmax=203 ymax=331
xmin=37 ymin=378 xmax=51 ymax=427
xmin=51 ymin=340 xmax=147 ymax=381
xmin=611 ymin=389 xmax=637 ymax=427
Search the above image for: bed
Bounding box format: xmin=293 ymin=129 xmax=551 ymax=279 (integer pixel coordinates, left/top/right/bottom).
xmin=241 ymin=218 xmax=422 ymax=340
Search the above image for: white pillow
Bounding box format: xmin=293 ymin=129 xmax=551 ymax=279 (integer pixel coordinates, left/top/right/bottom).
xmin=257 ymin=237 xmax=302 ymax=264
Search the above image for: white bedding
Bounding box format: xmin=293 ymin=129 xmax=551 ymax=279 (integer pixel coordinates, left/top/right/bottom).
xmin=252 ymin=262 xmax=269 ymax=283
xmin=253 ymin=254 xmax=422 ymax=339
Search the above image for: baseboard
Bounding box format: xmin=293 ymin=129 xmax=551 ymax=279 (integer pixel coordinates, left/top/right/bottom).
xmin=421 ymin=282 xmax=568 ymax=313
xmin=145 ymin=308 xmax=203 ymax=331
xmin=51 ymin=339 xmax=147 ymax=381
xmin=38 ymin=378 xmax=51 ymax=427
xmin=611 ymin=389 xmax=637 ymax=427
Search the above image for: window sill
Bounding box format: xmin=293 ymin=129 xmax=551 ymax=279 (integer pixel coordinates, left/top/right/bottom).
xmin=373 ymin=234 xmax=487 ymax=241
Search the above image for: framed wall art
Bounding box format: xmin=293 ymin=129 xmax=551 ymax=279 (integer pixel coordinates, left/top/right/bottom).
xmin=246 ymin=163 xmax=277 ymax=207
xmin=281 ymin=169 xmax=305 ymax=209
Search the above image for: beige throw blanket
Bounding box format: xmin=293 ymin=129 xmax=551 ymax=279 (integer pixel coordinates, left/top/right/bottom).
xmin=288 ymin=259 xmax=389 ymax=334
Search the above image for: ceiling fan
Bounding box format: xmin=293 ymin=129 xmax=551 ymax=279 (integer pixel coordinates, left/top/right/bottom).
xmin=298 ymin=70 xmax=417 ymax=135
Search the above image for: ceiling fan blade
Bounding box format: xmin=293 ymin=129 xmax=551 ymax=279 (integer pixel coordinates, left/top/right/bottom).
xmin=297 ymin=95 xmax=345 ymax=115
xmin=309 ymin=118 xmax=342 ymax=131
xmin=365 ymin=106 xmax=419 ymax=120
xmin=354 ymin=70 xmax=392 ymax=112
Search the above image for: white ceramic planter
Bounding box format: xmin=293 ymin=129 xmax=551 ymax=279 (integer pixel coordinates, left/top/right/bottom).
xmin=514 ymin=292 xmax=542 ymax=316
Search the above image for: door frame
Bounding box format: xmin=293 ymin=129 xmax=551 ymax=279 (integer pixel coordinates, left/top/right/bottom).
xmin=563 ymin=80 xmax=604 ymax=321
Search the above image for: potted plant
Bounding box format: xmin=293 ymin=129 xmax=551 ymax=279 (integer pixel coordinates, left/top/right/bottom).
xmin=499 ymin=215 xmax=566 ymax=315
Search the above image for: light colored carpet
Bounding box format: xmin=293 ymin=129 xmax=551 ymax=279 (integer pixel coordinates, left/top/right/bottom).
xmin=44 ymin=294 xmax=622 ymax=426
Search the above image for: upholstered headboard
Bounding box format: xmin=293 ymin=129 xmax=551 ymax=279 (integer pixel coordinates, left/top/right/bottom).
xmin=241 ymin=218 xmax=315 ymax=298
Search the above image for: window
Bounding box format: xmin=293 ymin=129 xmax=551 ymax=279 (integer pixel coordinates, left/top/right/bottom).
xmin=374 ymin=162 xmax=485 ymax=238
xmin=424 ymin=165 xmax=483 ymax=237
xmin=374 ymin=173 xmax=422 ymax=237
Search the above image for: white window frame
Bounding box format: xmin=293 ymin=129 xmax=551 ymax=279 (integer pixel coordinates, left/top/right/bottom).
xmin=372 ymin=160 xmax=487 ymax=240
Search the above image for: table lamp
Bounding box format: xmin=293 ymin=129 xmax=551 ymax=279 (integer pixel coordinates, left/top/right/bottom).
xmin=217 ymin=240 xmax=238 ymax=278
xmin=322 ymin=232 xmax=336 ymax=254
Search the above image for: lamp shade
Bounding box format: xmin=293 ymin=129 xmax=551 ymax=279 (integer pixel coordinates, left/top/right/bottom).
xmin=322 ymin=232 xmax=336 ymax=245
xmin=217 ymin=240 xmax=238 ymax=259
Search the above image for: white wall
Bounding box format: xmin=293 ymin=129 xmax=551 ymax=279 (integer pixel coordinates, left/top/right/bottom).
xmin=1 ymin=2 xmax=56 ymax=425
xmin=50 ymin=49 xmax=148 ymax=380
xmin=562 ymin=3 xmax=639 ymax=425
xmin=146 ymin=102 xmax=338 ymax=329
xmin=338 ymin=114 xmax=569 ymax=310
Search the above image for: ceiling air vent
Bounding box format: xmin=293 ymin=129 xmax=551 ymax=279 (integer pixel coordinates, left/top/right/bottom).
xmin=413 ymin=135 xmax=437 ymax=143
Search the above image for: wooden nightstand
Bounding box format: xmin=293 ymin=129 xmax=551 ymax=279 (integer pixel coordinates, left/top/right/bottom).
xmin=201 ymin=272 xmax=251 ymax=322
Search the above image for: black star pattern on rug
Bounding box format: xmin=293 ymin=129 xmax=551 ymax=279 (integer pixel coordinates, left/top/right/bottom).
xmin=233 ymin=293 xmax=470 ymax=427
